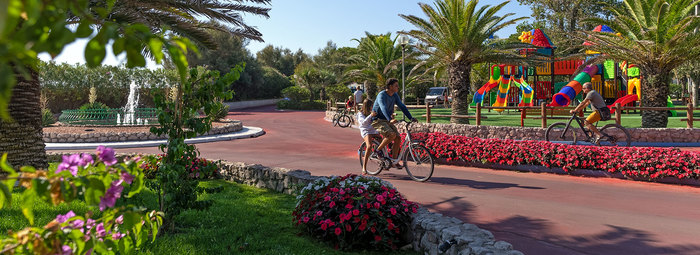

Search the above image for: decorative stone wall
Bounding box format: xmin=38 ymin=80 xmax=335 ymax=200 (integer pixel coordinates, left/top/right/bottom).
xmin=325 ymin=111 xmax=700 ymax=143
xmin=43 ymin=120 xmax=242 ymax=143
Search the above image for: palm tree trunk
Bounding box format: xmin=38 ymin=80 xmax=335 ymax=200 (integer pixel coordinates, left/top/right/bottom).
xmin=448 ymin=61 xmax=470 ymax=124
xmin=0 ymin=67 xmax=48 ymax=169
xmin=365 ymin=80 xmax=377 ymax=100
xmin=640 ymin=68 xmax=671 ymax=128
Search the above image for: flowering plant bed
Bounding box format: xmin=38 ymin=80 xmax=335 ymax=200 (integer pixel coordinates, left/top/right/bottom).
xmin=293 ymin=174 xmax=418 ymax=251
xmin=410 ymin=132 xmax=700 ymax=182
xmin=142 ymin=154 xmax=220 ymax=180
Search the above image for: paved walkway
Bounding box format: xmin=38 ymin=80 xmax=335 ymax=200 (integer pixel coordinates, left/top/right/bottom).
xmin=51 ymin=106 xmax=700 ymax=255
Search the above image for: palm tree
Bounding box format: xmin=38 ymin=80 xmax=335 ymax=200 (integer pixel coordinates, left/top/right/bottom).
xmin=573 ymin=0 xmax=700 ymax=128
xmin=400 ymin=0 xmax=526 ymax=124
xmin=345 ymin=32 xmax=415 ymax=99
xmin=1 ymin=1 xmax=270 ymax=168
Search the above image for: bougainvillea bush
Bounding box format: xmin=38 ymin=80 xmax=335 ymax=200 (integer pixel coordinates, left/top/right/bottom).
xmin=0 ymin=146 xmax=161 ymax=254
xmin=293 ymin=174 xmax=418 ymax=251
xmin=410 ymin=132 xmax=700 ymax=181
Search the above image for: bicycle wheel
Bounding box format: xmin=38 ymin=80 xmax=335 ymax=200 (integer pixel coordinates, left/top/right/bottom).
xmin=545 ymin=122 xmax=577 ymax=145
xmin=358 ymin=140 xmax=384 ymax=175
xmin=599 ymin=124 xmax=631 ymax=147
xmin=403 ymin=144 xmax=434 ymax=182
xmin=338 ymin=115 xmax=352 ymax=128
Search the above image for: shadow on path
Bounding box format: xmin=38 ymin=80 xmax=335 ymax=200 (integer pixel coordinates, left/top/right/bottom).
xmin=428 ymin=176 xmax=545 ymax=190
xmin=479 ymin=215 xmax=700 ymax=255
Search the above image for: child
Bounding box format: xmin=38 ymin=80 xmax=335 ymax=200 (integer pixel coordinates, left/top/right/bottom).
xmin=345 ymin=95 xmax=356 ymax=112
xmin=357 ymin=98 xmax=380 ymax=174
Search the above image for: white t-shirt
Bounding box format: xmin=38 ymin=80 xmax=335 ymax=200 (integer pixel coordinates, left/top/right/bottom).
xmin=354 ymin=90 xmax=363 ymax=104
xmin=356 ymin=112 xmax=379 ymax=138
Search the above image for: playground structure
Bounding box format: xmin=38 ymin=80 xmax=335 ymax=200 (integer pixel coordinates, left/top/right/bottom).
xmin=470 ymin=27 xmax=678 ymax=116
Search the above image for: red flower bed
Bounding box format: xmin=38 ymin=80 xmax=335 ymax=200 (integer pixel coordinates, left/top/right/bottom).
xmin=409 ymin=132 xmax=700 ymax=181
xmin=293 ymin=174 xmax=417 ymax=251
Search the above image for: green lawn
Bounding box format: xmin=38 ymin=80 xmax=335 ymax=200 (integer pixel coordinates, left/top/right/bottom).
xmin=397 ymin=107 xmax=700 ymax=128
xmin=1 ymin=179 xmax=417 ymax=255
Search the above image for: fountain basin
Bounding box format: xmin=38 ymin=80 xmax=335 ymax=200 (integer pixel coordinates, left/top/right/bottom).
xmin=59 ymin=108 xmax=158 ymax=126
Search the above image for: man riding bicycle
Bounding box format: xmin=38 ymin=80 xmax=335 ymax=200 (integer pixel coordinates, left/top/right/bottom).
xmin=570 ymin=82 xmax=611 ymax=144
xmin=372 ymin=78 xmax=417 ymax=169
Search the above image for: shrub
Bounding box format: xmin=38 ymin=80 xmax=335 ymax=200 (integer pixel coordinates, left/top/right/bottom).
xmin=293 ymin=174 xmax=418 ymax=251
xmin=281 ymin=86 xmax=311 ymax=101
xmin=41 ymin=108 xmax=55 ymax=126
xmin=260 ymin=66 xmax=293 ymax=98
xmin=142 ymin=154 xmax=220 ymax=180
xmin=79 ymin=101 xmax=110 ymax=111
xmin=209 ymin=100 xmax=230 ymax=121
xmin=325 ymin=84 xmax=351 ymax=102
xmin=276 ymin=100 xmax=325 ymax=110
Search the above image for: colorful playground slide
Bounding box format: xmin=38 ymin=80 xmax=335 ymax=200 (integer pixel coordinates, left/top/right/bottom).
xmin=550 ymin=65 xmax=598 ymax=106
xmin=514 ymin=68 xmax=533 ymax=106
xmin=667 ymin=96 xmax=678 ymax=117
xmin=609 ymin=94 xmax=638 ymax=110
xmin=492 ymin=76 xmax=512 ymax=112
xmin=471 ymin=64 xmax=502 ymax=106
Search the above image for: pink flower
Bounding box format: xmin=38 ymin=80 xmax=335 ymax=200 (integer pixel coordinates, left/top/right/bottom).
xmin=324 ymin=196 xmax=331 ymax=201
xmin=56 ymin=211 xmax=76 ymax=223
xmin=316 ymin=210 xmax=323 ymax=216
xmin=121 ymin=171 xmax=134 ymax=184
xmin=111 ymin=232 xmax=125 ymax=240
xmin=352 ymin=209 xmax=359 ymax=216
xmin=99 ymin=180 xmax=124 ymax=211
xmin=56 ymin=155 xmax=81 ymax=176
xmin=303 ymin=217 xmax=310 ymax=223
xmin=115 ymin=215 xmax=124 ymax=224
xmin=374 ymin=235 xmax=382 ymax=241
xmin=96 ymin=146 xmax=117 ymax=166
xmin=334 ymin=227 xmax=342 ymax=235
xmin=95 ymin=223 xmax=106 ymax=238
xmin=60 ymin=245 xmax=72 ymax=255
xmin=329 ymin=201 xmax=336 ymax=208
xmin=390 ymin=207 xmax=397 ymax=215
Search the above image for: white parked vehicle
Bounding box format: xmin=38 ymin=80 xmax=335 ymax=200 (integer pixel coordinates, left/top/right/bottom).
xmin=424 ymin=87 xmax=451 ymax=105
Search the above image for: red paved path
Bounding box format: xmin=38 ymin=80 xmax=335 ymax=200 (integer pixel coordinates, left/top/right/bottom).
xmin=54 ymin=106 xmax=700 ymax=255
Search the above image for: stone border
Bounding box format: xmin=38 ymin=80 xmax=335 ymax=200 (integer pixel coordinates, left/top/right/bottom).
xmin=44 ymin=152 xmax=522 ymax=254
xmin=325 ymin=110 xmax=700 ymax=144
xmin=43 ymin=120 xmax=242 ymax=143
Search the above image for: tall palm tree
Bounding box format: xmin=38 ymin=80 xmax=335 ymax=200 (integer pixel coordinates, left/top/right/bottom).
xmin=400 ymin=0 xmax=526 ymax=124
xmin=1 ymin=0 xmax=270 ymax=168
xmin=574 ymin=0 xmax=700 ymax=128
xmin=345 ymin=32 xmax=415 ymax=99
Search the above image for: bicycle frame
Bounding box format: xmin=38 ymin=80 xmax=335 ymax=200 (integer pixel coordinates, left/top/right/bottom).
xmin=562 ymin=114 xmax=596 ymax=141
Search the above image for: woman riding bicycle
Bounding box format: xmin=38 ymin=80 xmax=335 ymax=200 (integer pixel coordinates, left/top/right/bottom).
xmin=569 ymin=82 xmax=611 ymax=144
xmin=357 ymin=99 xmax=380 ymax=175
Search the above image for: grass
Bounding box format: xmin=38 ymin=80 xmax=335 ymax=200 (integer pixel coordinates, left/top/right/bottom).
xmin=0 ymin=179 xmax=418 ymax=255
xmin=397 ymin=107 xmax=700 ymax=128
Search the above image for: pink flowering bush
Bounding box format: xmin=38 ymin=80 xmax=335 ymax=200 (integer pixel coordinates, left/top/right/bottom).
xmin=409 ymin=132 xmax=700 ymax=181
xmin=293 ymin=174 xmax=418 ymax=251
xmin=0 ymin=147 xmax=162 ymax=254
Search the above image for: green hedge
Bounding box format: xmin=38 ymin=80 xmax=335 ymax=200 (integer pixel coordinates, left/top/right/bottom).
xmin=38 ymin=61 xmax=179 ymax=113
xmin=276 ymin=100 xmax=326 ymax=110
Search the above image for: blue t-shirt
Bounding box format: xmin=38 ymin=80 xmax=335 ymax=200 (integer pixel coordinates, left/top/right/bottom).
xmin=372 ymin=91 xmax=413 ymax=121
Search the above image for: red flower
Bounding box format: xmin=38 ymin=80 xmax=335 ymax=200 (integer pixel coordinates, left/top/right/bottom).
xmin=335 ymin=227 xmax=342 ymax=235
xmin=345 ymin=224 xmax=352 ymax=232
xmin=374 ymin=235 xmax=382 ymax=241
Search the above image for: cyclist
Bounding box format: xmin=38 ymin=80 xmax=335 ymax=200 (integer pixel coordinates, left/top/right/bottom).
xmin=345 ymin=95 xmax=356 ymax=113
xmin=357 ymin=98 xmax=380 ymax=175
xmin=570 ymin=82 xmax=611 ymax=144
xmin=372 ymin=78 xmax=417 ymax=169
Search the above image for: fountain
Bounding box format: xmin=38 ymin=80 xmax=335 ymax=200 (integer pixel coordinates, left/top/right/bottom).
xmin=59 ymin=80 xmax=158 ymax=126
xmin=121 ymin=81 xmax=141 ymax=125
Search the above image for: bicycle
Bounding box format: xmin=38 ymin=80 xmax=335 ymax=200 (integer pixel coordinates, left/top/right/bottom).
xmin=357 ymin=120 xmax=435 ymax=182
xmin=332 ymin=108 xmax=353 ymax=128
xmin=545 ymin=113 xmax=631 ymax=146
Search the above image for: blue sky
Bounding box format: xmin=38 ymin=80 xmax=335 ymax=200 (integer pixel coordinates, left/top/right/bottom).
xmin=39 ymin=0 xmax=532 ymax=67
